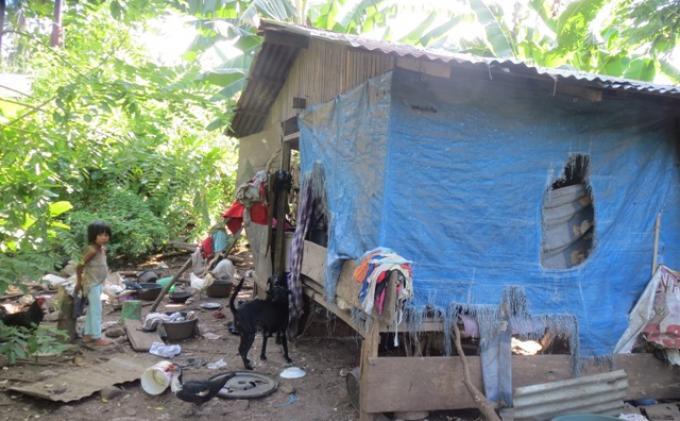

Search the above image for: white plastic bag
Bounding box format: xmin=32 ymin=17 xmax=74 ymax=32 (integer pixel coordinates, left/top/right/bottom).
xmin=211 ymin=259 xmax=235 ymax=282
xmin=149 ymin=342 xmax=181 ymax=358
xmin=191 ymin=247 xmax=206 ymax=275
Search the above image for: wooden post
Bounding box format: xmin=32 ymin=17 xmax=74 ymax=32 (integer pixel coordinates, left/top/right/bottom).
xmin=359 ymin=320 xmax=380 ymax=421
xmin=652 ymin=212 xmax=661 ymax=277
xmin=273 ymin=139 xmax=292 ymax=277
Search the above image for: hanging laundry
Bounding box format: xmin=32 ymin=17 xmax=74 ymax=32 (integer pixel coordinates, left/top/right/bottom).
xmin=222 ymin=170 xmax=270 ymax=234
xmin=287 ymin=164 xmax=327 ymax=336
xmin=353 ymin=248 xmax=413 ymax=316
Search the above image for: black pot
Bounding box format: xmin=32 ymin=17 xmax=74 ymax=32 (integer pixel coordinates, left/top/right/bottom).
xmin=137 ymin=283 xmax=162 ymax=301
xmin=137 ymin=270 xmax=159 ymax=284
xmin=169 ymin=290 xmax=192 ymax=303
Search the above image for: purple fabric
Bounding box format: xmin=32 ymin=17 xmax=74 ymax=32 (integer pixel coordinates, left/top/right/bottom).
xmin=287 ymin=176 xmax=314 ymax=334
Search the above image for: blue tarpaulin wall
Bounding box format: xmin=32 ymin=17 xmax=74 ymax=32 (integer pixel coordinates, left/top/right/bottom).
xmin=299 ymin=69 xmax=680 ymax=356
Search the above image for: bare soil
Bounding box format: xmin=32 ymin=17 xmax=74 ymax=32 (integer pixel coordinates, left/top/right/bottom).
xmin=0 ymin=251 xmax=477 ymax=421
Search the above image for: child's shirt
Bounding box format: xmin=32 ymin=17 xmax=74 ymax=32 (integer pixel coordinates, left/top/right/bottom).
xmin=82 ymin=245 xmax=108 ymax=289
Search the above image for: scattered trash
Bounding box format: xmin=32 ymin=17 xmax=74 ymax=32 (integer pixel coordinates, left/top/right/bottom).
xmin=174 ymin=357 xmax=205 ymax=369
xmin=102 ymin=321 xmax=120 ymax=330
xmin=42 ymin=274 xmax=69 ymax=289
xmin=203 ymin=332 xmax=221 ymax=340
xmin=279 ymin=367 xmax=306 ymax=379
xmin=200 ymin=302 xmax=221 ymax=310
xmin=141 ymin=361 xmax=177 ymax=395
xmin=272 ymin=392 xmax=298 ymax=408
xmin=143 ymin=312 xmax=185 ymax=332
xmin=105 ymin=327 xmax=126 ymax=338
xmin=206 ymin=358 xmax=228 ymax=370
xmin=149 ymin=342 xmax=181 ymax=358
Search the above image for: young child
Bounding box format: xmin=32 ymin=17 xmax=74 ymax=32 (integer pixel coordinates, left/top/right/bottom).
xmin=75 ymin=221 xmax=113 ymax=346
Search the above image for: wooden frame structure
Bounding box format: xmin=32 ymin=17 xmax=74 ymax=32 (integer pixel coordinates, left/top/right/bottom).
xmin=298 ymin=240 xmax=680 ymax=420
xmin=232 ymin=21 xmax=680 ymax=419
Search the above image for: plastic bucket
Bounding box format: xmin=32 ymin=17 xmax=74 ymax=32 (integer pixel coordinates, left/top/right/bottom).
xmin=121 ymin=300 xmax=142 ymax=320
xmin=141 ymin=360 xmax=176 ymax=395
xmin=157 ymin=276 xmax=173 ymax=288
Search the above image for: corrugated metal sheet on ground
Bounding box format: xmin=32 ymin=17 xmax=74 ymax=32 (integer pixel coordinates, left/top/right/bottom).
xmin=510 ymin=369 xmax=628 ymax=420
xmin=9 ymin=354 xmax=159 ymax=402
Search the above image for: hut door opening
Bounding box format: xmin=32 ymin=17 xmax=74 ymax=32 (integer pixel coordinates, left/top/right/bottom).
xmin=541 ymin=154 xmax=595 ymax=269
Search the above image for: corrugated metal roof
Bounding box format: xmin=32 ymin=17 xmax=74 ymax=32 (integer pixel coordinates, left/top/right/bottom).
xmin=230 ymin=20 xmax=680 ymax=137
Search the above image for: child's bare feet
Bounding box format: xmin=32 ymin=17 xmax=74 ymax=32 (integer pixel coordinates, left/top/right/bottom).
xmin=92 ymin=338 xmax=113 ymax=346
xmin=83 ymin=336 xmax=112 ymax=346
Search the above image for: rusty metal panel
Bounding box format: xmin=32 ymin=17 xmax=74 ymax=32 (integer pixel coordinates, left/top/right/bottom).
xmin=511 ymin=369 xmax=628 ymax=420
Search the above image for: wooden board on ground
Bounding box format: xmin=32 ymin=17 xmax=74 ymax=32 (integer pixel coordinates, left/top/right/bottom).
xmin=362 ymin=353 xmax=680 ymax=414
xmin=124 ymin=319 xmax=161 ymax=352
xmin=9 ymin=354 xmax=158 ymax=402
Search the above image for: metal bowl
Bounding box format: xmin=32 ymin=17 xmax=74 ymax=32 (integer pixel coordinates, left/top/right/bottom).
xmin=162 ymin=314 xmax=197 ymax=341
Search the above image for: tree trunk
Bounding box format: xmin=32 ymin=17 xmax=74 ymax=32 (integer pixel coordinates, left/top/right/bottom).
xmin=50 ymin=0 xmax=63 ymax=47
xmin=0 ymin=0 xmax=6 ymax=62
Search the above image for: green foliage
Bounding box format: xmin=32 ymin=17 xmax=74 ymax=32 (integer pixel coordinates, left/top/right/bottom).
xmin=0 ymin=1 xmax=238 ymax=292
xmin=0 ymin=0 xmax=676 ymax=294
xmin=0 ymin=323 xmax=70 ymax=365
xmin=60 ymin=189 xmax=169 ymax=260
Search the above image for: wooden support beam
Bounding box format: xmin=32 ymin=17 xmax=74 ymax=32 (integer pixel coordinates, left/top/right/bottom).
xmin=361 ymin=353 xmax=680 ymax=414
xmin=272 ymin=139 xmax=292 ymax=278
xmin=360 ymin=321 xmax=381 ymax=421
xmin=303 ymin=286 xmax=365 ymax=336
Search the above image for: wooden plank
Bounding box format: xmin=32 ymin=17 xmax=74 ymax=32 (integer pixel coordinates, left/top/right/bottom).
xmin=360 ymin=321 xmax=381 ymax=421
xmin=362 ymin=354 xmax=680 ymax=414
xmin=301 ymin=240 xmax=326 ymax=284
xmin=124 ymin=319 xmax=162 ymax=352
xmin=303 ymin=286 xmax=365 ymax=336
xmin=336 ymin=259 xmax=361 ymax=308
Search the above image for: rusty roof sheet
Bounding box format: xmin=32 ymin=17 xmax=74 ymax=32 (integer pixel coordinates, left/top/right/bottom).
xmin=230 ymin=20 xmax=680 ymax=138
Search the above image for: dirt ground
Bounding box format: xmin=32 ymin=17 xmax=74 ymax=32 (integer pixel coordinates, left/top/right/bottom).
xmin=0 ymin=251 xmax=481 ymax=421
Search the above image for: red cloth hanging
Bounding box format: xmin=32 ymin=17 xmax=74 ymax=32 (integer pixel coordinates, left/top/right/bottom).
xmin=222 ymin=200 xmax=269 ymax=235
